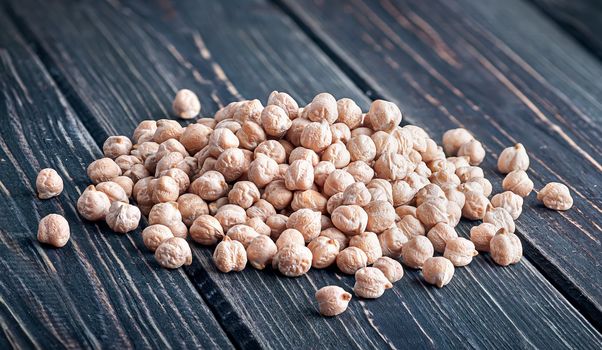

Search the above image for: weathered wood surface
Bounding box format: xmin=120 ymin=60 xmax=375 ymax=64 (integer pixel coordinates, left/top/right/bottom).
xmin=4 ymin=0 xmax=601 ymax=348
xmin=529 ymin=0 xmax=602 ymax=59
xmin=0 ymin=10 xmax=233 ymax=349
xmin=279 ymin=0 xmax=602 ymax=326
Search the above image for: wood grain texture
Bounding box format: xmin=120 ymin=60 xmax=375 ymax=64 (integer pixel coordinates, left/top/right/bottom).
xmin=528 ymin=0 xmax=602 ymax=59
xmin=0 ymin=10 xmax=232 ymax=349
xmin=5 ymin=0 xmax=602 ymax=348
xmin=279 ymin=0 xmax=602 ymax=326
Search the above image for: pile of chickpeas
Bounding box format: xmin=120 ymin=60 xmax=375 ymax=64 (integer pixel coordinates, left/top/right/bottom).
xmin=35 ymin=89 xmax=574 ymax=317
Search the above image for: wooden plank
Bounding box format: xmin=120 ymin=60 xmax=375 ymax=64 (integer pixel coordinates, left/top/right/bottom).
xmin=279 ymin=0 xmax=602 ymax=326
xmin=0 ymin=10 xmax=232 ymax=349
xmin=528 ymin=0 xmax=602 ymax=59
xmin=6 ymin=0 xmax=602 ymax=347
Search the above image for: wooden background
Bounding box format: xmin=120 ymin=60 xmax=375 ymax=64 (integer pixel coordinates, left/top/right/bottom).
xmin=0 ymin=0 xmax=600 ymax=348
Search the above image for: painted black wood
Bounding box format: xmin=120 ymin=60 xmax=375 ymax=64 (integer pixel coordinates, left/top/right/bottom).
xmin=529 ymin=0 xmax=602 ymax=60
xmin=0 ymin=10 xmax=232 ymax=349
xmin=279 ymin=0 xmax=602 ymax=328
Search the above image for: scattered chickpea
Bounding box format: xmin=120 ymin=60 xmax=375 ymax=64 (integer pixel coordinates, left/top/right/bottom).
xmin=96 ymin=181 xmax=129 ymax=203
xmin=502 ymin=170 xmax=533 ymax=197
xmin=401 ymin=236 xmax=434 ymax=269
xmin=301 ymin=120 xmax=333 ymax=152
xmin=537 ymin=182 xmax=573 ymax=211
xmin=213 ymin=236 xmax=247 ymax=272
xmin=442 ymin=128 xmax=473 ymax=156
xmin=190 ymin=171 xmax=229 ymax=201
xmin=443 ymin=237 xmax=478 ymax=267
xmin=347 ymin=135 xmax=376 ymax=163
xmin=215 ymin=204 xmax=248 ymax=232
xmin=36 ymin=168 xmax=63 ymax=199
xmin=490 ymin=229 xmax=523 ymax=266
xmin=106 ymin=202 xmax=141 ymax=234
xmin=142 ymin=224 xmax=174 ymax=251
xmin=37 ymin=214 xmax=70 ymax=248
xmin=354 ymin=267 xmax=393 ymax=299
xmin=189 ymin=214 xmax=224 ymax=245
xmin=470 ymin=223 xmax=497 ymax=252
xmin=315 ymin=286 xmax=352 ymax=317
xmin=498 ymin=143 xmax=529 ymax=174
xmin=155 ymin=237 xmax=192 ymax=269
xmin=416 ymin=198 xmax=449 ymax=229
xmin=172 ymin=89 xmax=201 ymax=119
xmin=150 ymin=176 xmax=180 ymax=203
xmin=77 ymin=185 xmax=111 ymax=221
xmin=457 ymin=139 xmax=485 ymax=166
xmin=373 ymin=257 xmax=404 ymax=283
xmin=422 ymin=257 xmax=454 ymax=288
xmin=396 ymin=215 xmax=426 ymax=238
xmin=284 ymin=159 xmax=314 ymax=191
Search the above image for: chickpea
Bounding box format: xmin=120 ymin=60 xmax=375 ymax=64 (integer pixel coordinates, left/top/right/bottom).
xmin=349 ymin=232 xmax=382 ymax=265
xmin=404 ymin=125 xmax=430 ymax=152
xmin=367 ymin=179 xmax=393 ymax=204
xmin=272 ymin=244 xmax=313 ymax=277
xmin=36 ymin=168 xmax=63 ymax=199
xmin=132 ymin=120 xmax=157 ymax=144
xmin=285 ymin=160 xmax=314 ymax=191
xmin=125 ymin=163 xmax=150 ymax=183
xmin=464 ymin=178 xmax=492 ymax=197
xmin=96 ymin=181 xmax=129 ymax=204
xmin=441 ymin=184 xmax=466 ymax=209
xmin=237 ymin=121 xmax=266 ymax=151
xmin=331 ymin=205 xmax=368 ymax=236
xmin=153 ymin=151 xmax=183 ymax=176
xmin=537 ymin=182 xmax=573 ymax=211
xmin=103 ymin=136 xmax=133 ymax=159
xmin=354 ymin=267 xmax=393 ymax=299
xmin=396 ymin=214 xmax=425 ymax=238
xmin=225 ymin=181 xmax=259 ymax=209
xmin=442 ymin=128 xmax=473 ymax=156
xmin=498 ymin=143 xmax=529 ymax=174
xmin=208 ymin=128 xmax=239 ymax=157
xmin=502 ymin=170 xmax=533 ymax=197
xmin=291 ymin=190 xmax=327 ymax=213
xmin=491 ymin=191 xmax=523 ymax=220
xmin=190 ymin=170 xmax=228 ymax=201
xmin=395 ymin=205 xmax=417 ymax=218
xmin=342 ymin=182 xmax=371 ymax=207
xmin=401 ymin=236 xmax=434 ymax=269
xmin=77 ymin=185 xmax=111 ymax=221
xmin=326 ymin=193 xmax=344 ymax=215
xmin=371 ymin=131 xmax=399 ymax=158
xmin=320 ymin=228 xmax=349 ymax=250
xmin=336 ymin=247 xmax=368 ymax=275
xmin=422 ymin=257 xmax=454 ymax=288
xmin=315 ymin=286 xmax=352 ymax=317
xmin=112 ymin=176 xmax=134 ymax=198
xmin=347 ymin=135 xmax=376 ymax=163
xmin=150 ymin=176 xmax=179 ymax=203
xmin=374 ymin=153 xmax=413 ymax=181
xmin=153 ymin=119 xmax=183 ymax=144
xmin=213 ymin=236 xmax=247 ymax=272
xmin=142 ymin=224 xmax=174 ymax=252
xmin=373 ymin=257 xmax=404 ymax=283
xmin=490 ymin=229 xmax=522 ymax=266
xmin=365 ymin=100 xmax=402 ymax=132
xmin=289 ymin=147 xmax=319 ymax=166
xmin=254 ymin=140 xmax=286 ymax=164
xmin=287 ymin=117 xmax=311 ymax=146
xmin=314 ymin=161 xmax=336 ymax=188
xmin=364 ymin=201 xmax=396 ymax=234
xmin=180 ymin=124 xmax=212 ymax=154
xmin=462 ymin=191 xmax=490 ymax=220
xmin=248 ymin=155 xmax=279 ymax=188
xmin=447 ymin=156 xmax=471 ymax=169
xmin=304 ymin=93 xmax=338 ymax=124
xmin=378 ymin=226 xmax=407 ymax=258
xmin=330 ymin=123 xmax=351 ymax=144
xmin=308 ymin=236 xmax=340 ymax=269
xmin=233 ymin=99 xmax=263 ymax=124
xmin=215 ymin=204 xmax=247 ymax=232
xmin=114 ymin=155 xmax=140 ymax=174
xmin=87 ymin=158 xmax=122 ymax=184
xmin=427 ymin=223 xmax=458 ymax=253
xmin=246 ymin=235 xmax=278 ymax=270
xmin=266 ymin=214 xmax=288 ymax=240
xmin=416 ymin=198 xmax=448 ymax=229
xmin=415 ymin=184 xmax=445 ymax=207
xmin=483 ymin=206 xmax=515 ymax=234
xmin=323 ymin=169 xmax=355 ymax=197
xmin=37 ymin=214 xmax=70 ymax=248
xmin=261 ymin=180 xmax=292 ymax=210
xmin=246 ymin=199 xmax=276 ymax=221
xmin=208 ymin=197 xmax=229 ymax=216
xmin=429 ymin=169 xmax=460 ymax=188
xmin=321 ymin=142 xmax=351 ymax=169
xmin=455 ymin=166 xmax=484 ymax=183
xmin=286 ymin=209 xmax=321 ymax=243
xmin=106 ymin=202 xmax=141 ymax=234
xmin=345 ymin=161 xmax=374 ymax=184
xmin=190 ymin=215 xmax=224 ymax=245
xmin=172 ymin=89 xmax=200 ymax=119
xmin=267 ymin=91 xmax=299 ymax=118
xmin=147 ymin=202 xmax=181 ymax=232
xmin=457 ymin=139 xmax=485 ymax=166
xmin=443 ymin=237 xmax=478 ymax=267
xmin=420 ymin=139 xmax=444 ymax=163
xmin=300 ymin=120 xmax=333 ymax=152
xmin=470 ymin=222 xmax=497 ymax=252
xmin=336 ymin=98 xmax=362 ymax=129
xmin=226 ymin=224 xmax=260 ymax=248
xmin=214 ymin=101 xmax=239 ymax=122
xmin=446 ymin=201 xmax=462 ymax=228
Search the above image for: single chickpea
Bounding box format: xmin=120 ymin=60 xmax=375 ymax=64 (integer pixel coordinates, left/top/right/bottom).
xmin=159 ymin=168 xmax=189 ymax=195
xmin=37 ymin=214 xmax=70 ymax=248
xmin=429 ymin=169 xmax=460 ymax=188
xmin=420 ymin=139 xmax=444 ymax=163
xmin=236 ymin=121 xmax=266 ymax=151
xmin=232 ymin=99 xmax=263 ymax=124
xmin=259 ymin=105 xmax=291 ymax=137
xmin=502 ymin=170 xmax=533 ymax=197
xmin=245 ymin=217 xmax=270 ymax=237
xmin=87 ymin=158 xmax=122 ymax=184
xmin=226 ymin=224 xmax=260 ymax=248
xmin=125 ymin=163 xmax=151 ymax=183
xmin=189 ymin=170 xmax=228 ymax=201
xmin=342 ymin=182 xmax=371 ymax=207
xmin=336 ymin=98 xmax=362 ymax=129
xmin=443 ymin=237 xmax=478 ymax=267
xmin=314 ymin=161 xmax=336 ymax=188
xmin=246 ymin=235 xmax=278 ymax=270
xmin=447 ymin=156 xmax=471 ymax=169
xmin=390 ymin=127 xmax=413 ymax=155
xmin=537 ymin=182 xmax=573 ymax=211
xmin=416 ymin=198 xmax=449 ymax=229
xmin=77 ymin=185 xmax=111 ymax=221
xmin=457 ymin=139 xmax=485 ymax=166
xmin=326 ymin=193 xmax=344 ymax=215
xmin=150 ymin=176 xmax=180 ymax=203
xmin=266 ymin=214 xmax=288 ymax=240
xmin=291 ymin=190 xmax=327 ymax=213
xmin=227 ymin=181 xmax=260 ymax=209
xmin=364 ymin=201 xmax=396 ymax=234
xmin=336 ymin=247 xmax=368 ymax=275
xmin=331 ymin=205 xmax=368 ymax=236
xmin=308 ymin=236 xmax=340 ymax=269
xmin=207 ymin=128 xmax=239 ymax=157
xmin=442 ymin=128 xmax=473 ymax=156
xmin=491 ymin=191 xmax=523 ymax=220
xmin=462 ymin=191 xmax=490 ymax=220
xmin=490 ymin=229 xmax=523 ymax=266
xmin=300 ymin=120 xmax=333 ymax=152
xmin=153 ymin=119 xmax=183 ymax=144
xmin=349 ymin=232 xmax=382 ymax=265
xmin=365 ymin=100 xmax=402 ymax=132
xmin=180 ymin=124 xmax=212 ymax=154
xmin=172 ymin=89 xmax=200 ymax=119
xmin=455 ymin=166 xmax=484 ymax=183
xmin=103 ymin=136 xmax=133 ymax=159
xmin=215 ymin=204 xmax=247 ymax=232
xmin=197 ymin=117 xmax=217 ymax=128
xmin=148 ymin=202 xmax=187 ymax=238
xmin=96 ymin=181 xmax=129 ymax=203
xmin=142 ymin=224 xmax=174 ymax=252
xmin=484 ymin=207 xmax=515 ymax=233
xmin=304 ymin=93 xmax=338 ymax=124
xmin=106 ymin=202 xmax=141 ymax=234
xmin=407 ymin=172 xmax=430 ymax=191
xmin=323 ymin=169 xmax=355 ymax=197
xmin=354 ymin=267 xmax=393 ymax=299
xmin=153 ymin=151 xmax=183 ymax=176
xmin=463 ymin=177 xmax=492 ymax=197
xmin=289 ymin=147 xmax=319 ymax=166
xmin=374 ymin=153 xmax=414 ymax=181
xmin=272 ymin=244 xmax=313 ymax=277
xmin=213 ymin=236 xmax=247 ymax=272
xmin=261 ymin=180 xmax=292 ymax=210
xmin=213 ymin=101 xmax=239 ymax=122
xmin=284 ymin=159 xmax=315 ymax=191
xmin=330 ymin=123 xmax=351 ymax=144
xmin=404 ymin=125 xmax=430 ymax=152
xmin=286 ymin=209 xmax=321 ymax=243
xmin=177 ymin=194 xmax=208 ymax=227
xmin=373 ymin=257 xmax=404 ymax=283
xmin=426 ymin=223 xmax=458 ymax=253
xmin=395 ymin=205 xmax=417 ymax=218
xmin=396 ymin=215 xmax=425 ymax=238
xmin=320 ymin=228 xmax=349 ymax=250
xmin=247 ymin=155 xmax=279 ymax=188
xmin=401 ymin=236 xmax=434 ymax=269
xmin=441 ymin=184 xmax=466 ymax=209
xmin=378 ymin=226 xmax=407 ymax=258
xmin=190 ymin=215 xmax=224 ymax=245
xmin=267 ymin=91 xmax=299 ymax=118
xmin=321 ymin=142 xmax=351 ymax=169
xmin=371 ymin=131 xmax=399 ymax=157
xmin=367 ymin=179 xmax=393 ymax=204
xmin=347 ymin=135 xmax=376 ymax=163
xmin=113 ymin=154 xmax=140 ymax=173
xmin=470 ymin=222 xmax=497 ymax=252
xmin=36 ymin=168 xmax=63 ymax=199
xmin=315 ymin=286 xmax=352 ymax=317
xmin=132 ymin=120 xmax=157 ymax=143
xmin=345 ymin=161 xmax=374 ymax=184
xmin=112 ymin=176 xmax=134 ymax=198
xmin=422 ymin=257 xmax=455 ymax=288
xmin=498 ymin=143 xmax=529 ymax=174
xmin=254 ymin=140 xmax=286 ymax=164
xmin=286 ymin=117 xmax=311 ymax=146
xmin=446 ymin=201 xmax=462 ymax=228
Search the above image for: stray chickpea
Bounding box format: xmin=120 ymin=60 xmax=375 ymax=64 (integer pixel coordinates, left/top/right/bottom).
xmin=190 ymin=171 xmax=228 ymax=201
xmin=304 ymin=93 xmax=338 ymax=124
xmin=96 ymin=181 xmax=129 ymax=203
xmin=213 ymin=236 xmax=247 ymax=272
xmin=364 ymin=201 xmax=396 ymax=234
xmin=443 ymin=237 xmax=478 ymax=267
xmin=308 ymin=236 xmax=340 ymax=268
xmin=470 ymin=222 xmax=497 ymax=252
xmin=347 ymin=135 xmax=376 ymax=163
xmin=422 ymin=257 xmax=454 ymax=288
xmin=87 ymin=158 xmax=122 ymax=184
xmin=246 ymin=235 xmax=278 ymax=270
xmin=462 ymin=191 xmax=490 ymax=220
xmin=36 ymin=168 xmax=63 ymax=199
xmin=315 ymin=286 xmax=352 ymax=317
xmin=490 ymin=228 xmax=522 ymax=266
xmin=365 ymin=100 xmax=402 ymax=132
xmin=457 ymin=139 xmax=485 ymax=166
xmin=273 ymin=244 xmax=313 ymax=277
xmin=77 ymin=185 xmax=111 ymax=221
xmin=172 ymin=89 xmax=200 ymax=119
xmin=286 ymin=209 xmax=321 ymax=243
xmin=498 ymin=143 xmax=529 ymax=174
xmin=402 ymin=236 xmax=434 ymax=269
xmin=103 ymin=136 xmax=133 ymax=159
xmin=337 ymin=247 xmax=368 ymax=274
xmin=349 ymin=232 xmax=382 ymax=265
xmin=354 ymin=267 xmax=393 ymax=299
xmin=483 ymin=207 xmax=515 ymax=233
xmin=502 ymin=170 xmax=533 ymax=197
xmin=537 ymin=182 xmax=573 ymax=211
xmin=190 ymin=215 xmax=224 ymax=245
xmin=106 ymin=202 xmax=141 ymax=234
xmin=37 ymin=214 xmax=70 ymax=248
xmin=373 ymin=257 xmax=404 ymax=283
xmin=284 ymin=160 xmax=315 ymax=191
xmin=442 ymin=128 xmax=473 ymax=156
xmin=426 ymin=223 xmax=458 ymax=253
xmin=154 ymin=237 xmax=192 ymax=269
xmin=142 ymin=224 xmax=174 ymax=251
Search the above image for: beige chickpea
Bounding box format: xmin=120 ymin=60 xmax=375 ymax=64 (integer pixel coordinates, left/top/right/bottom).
xmin=226 ymin=224 xmax=260 ymax=248
xmin=498 ymin=143 xmax=529 ymax=174
xmin=125 ymin=163 xmax=150 ymax=183
xmin=429 ymin=169 xmax=460 ymax=188
xmin=428 ymin=159 xmax=456 ymax=174
xmin=96 ymin=181 xmax=128 ymax=203
xmin=215 ymin=204 xmax=247 ymax=232
xmin=446 ymin=201 xmax=462 ymax=228
xmin=153 ymin=151 xmax=183 ymax=176
xmin=351 ymin=125 xmax=375 ymax=137
xmin=232 ymin=99 xmax=263 ymax=124
xmin=254 ymin=140 xmax=286 ymax=164
xmin=236 ymin=121 xmax=266 ymax=151
xmin=467 ymin=177 xmax=493 ymax=197
xmin=331 ymin=205 xmax=368 ymax=236
xmin=404 ymin=125 xmax=430 ymax=151
xmin=190 ymin=215 xmax=224 ymax=245
xmin=422 ymin=257 xmax=455 ymax=288
xmin=336 ymin=247 xmax=368 ymax=274
xmin=37 ymin=214 xmax=70 ymax=248
xmin=150 ymin=176 xmax=179 ymax=203
xmin=176 ymin=194 xmax=208 ymax=227
xmin=368 ymin=180 xmax=394 ymax=203
xmin=214 ymin=101 xmax=239 ymax=122
xmin=373 ymin=257 xmax=404 ymax=283
xmin=336 ymin=98 xmax=362 ymax=129
xmin=197 ymin=117 xmax=217 ymax=128
xmin=407 ymin=172 xmax=430 ymax=191
xmin=457 ymin=139 xmax=485 ymax=166
xmin=260 ymin=105 xmax=292 ymax=137
xmin=323 ymin=169 xmax=355 ymax=197
xmin=87 ymin=158 xmax=122 ymax=184
xmin=275 ymin=229 xmax=304 ymax=250
xmin=364 ymin=201 xmax=396 ymax=234
xmin=114 ymin=155 xmax=140 ymax=174
xmin=390 ymin=127 xmax=413 ymax=155
xmin=172 ymin=89 xmax=200 ymax=119
xmin=36 ymin=168 xmax=63 ymax=199
xmin=208 ymin=197 xmax=226 ymax=216
xmin=267 ymin=91 xmax=299 ymax=118
xmin=347 ymin=135 xmax=376 ymax=163
xmin=156 ymin=138 xmax=189 ymax=158
xmin=155 ymin=237 xmax=192 ymax=269
xmin=308 ymin=236 xmax=340 ymax=269
xmin=207 ymin=128 xmax=239 ymax=157
xmin=326 ymin=193 xmax=345 ymax=215
xmin=462 ymin=191 xmax=490 ymax=220
xmin=447 ymin=156 xmax=471 ymax=169
xmin=378 ymin=226 xmax=408 ymax=258
xmin=189 ymin=170 xmax=228 ymax=201
xmin=396 ymin=214 xmax=425 ymax=238
xmin=330 ymin=123 xmax=351 ymax=144
xmin=247 ymin=155 xmax=279 ymax=189
xmin=416 ymin=198 xmax=449 ymax=229
xmin=349 ymin=232 xmax=382 ymax=265
xmin=246 ymin=199 xmax=276 ymax=221
xmin=441 ymin=184 xmax=466 ymax=209
xmin=420 ymin=139 xmax=444 ymax=163
xmin=142 ymin=224 xmax=174 ymax=252
xmin=300 ymin=120 xmax=332 ymax=152
xmin=426 ymin=223 xmax=458 ymax=253
xmin=180 ymin=124 xmax=212 ymax=154
xmin=216 ymin=119 xmax=243 ymax=133
xmin=246 ymin=217 xmax=270 ymax=236
xmin=371 ymin=131 xmax=399 ymax=157
xmin=470 ymin=222 xmax=497 ymax=252
xmin=227 ymin=181 xmax=260 ymax=209
xmin=148 ymin=202 xmax=184 ymax=233
xmin=246 ymin=235 xmax=278 ymax=270
xmin=103 ymin=136 xmax=132 ymax=159
xmin=304 ymin=93 xmax=338 ymax=124
xmin=321 ymin=142 xmax=351 ymax=169
xmin=401 ymin=236 xmax=434 ymax=269
xmin=272 ymin=244 xmax=313 ymax=277
xmin=314 ymin=161 xmax=336 ymax=188
xmin=354 ymin=267 xmax=393 ymax=299
xmin=443 ymin=237 xmax=478 ymax=267
xmin=287 ymin=117 xmax=311 ymax=146
xmin=132 ymin=120 xmax=157 ymax=143
xmin=320 ymin=228 xmax=349 ymax=250
xmin=77 ymin=185 xmax=111 ymax=221
xmin=153 ymin=119 xmax=183 ymax=144
xmin=159 ymin=168 xmax=190 ymax=195
xmin=132 ymin=141 xmax=159 ymax=161
xmin=502 ymin=170 xmax=533 ymax=197
xmin=315 ymin=286 xmax=352 ymax=317
xmin=455 ymin=166 xmax=484 ymax=183
xmin=342 ymin=182 xmax=371 ymax=207
xmin=374 ymin=153 xmax=414 ymax=181
xmin=345 ymin=161 xmax=374 ymax=184
xmin=112 ymin=176 xmax=134 ymax=198
xmin=491 ymin=191 xmax=523 ymax=220
xmin=484 ymin=207 xmax=515 ymax=233
xmin=262 ymin=180 xmax=293 ymax=210
xmin=537 ymin=182 xmax=573 ymax=211
xmin=442 ymin=128 xmax=473 ymax=156
xmin=365 ymin=100 xmax=402 ymax=132
xmin=266 ymin=214 xmax=288 ymax=240
xmin=291 ymin=190 xmax=327 ymax=213
xmin=213 ymin=236 xmax=247 ymax=272
xmin=286 ymin=209 xmax=321 ymax=243
xmin=289 ymin=147 xmax=319 ymax=166
xmin=490 ymin=229 xmax=523 ymax=266
xmin=415 ymin=184 xmax=445 ymax=207
xmin=106 ymin=202 xmax=141 ymax=234
xmin=284 ymin=160 xmax=314 ymax=191
xmin=395 ymin=205 xmax=417 ymax=218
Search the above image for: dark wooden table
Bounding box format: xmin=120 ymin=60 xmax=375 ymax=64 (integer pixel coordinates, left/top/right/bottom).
xmin=0 ymin=0 xmax=600 ymax=348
